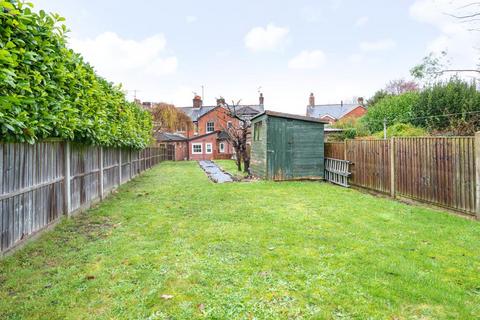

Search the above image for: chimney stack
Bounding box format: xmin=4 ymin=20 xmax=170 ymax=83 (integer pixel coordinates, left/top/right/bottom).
xmin=193 ymin=95 xmax=203 ymax=108
xmin=259 ymin=92 xmax=264 ymax=106
xmin=357 ymin=97 xmax=364 ymax=105
xmin=216 ymin=97 xmax=226 ymax=106
xmin=309 ymin=93 xmax=315 ymax=106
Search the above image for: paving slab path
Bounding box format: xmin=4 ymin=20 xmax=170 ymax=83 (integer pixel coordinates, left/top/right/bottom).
xmin=198 ymin=160 xmax=234 ymax=183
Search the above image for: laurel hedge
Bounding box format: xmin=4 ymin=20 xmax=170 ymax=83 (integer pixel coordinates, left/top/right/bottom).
xmin=0 ymin=1 xmax=152 ymax=148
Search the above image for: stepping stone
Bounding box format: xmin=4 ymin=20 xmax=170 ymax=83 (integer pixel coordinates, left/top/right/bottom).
xmin=198 ymin=160 xmax=234 ymax=183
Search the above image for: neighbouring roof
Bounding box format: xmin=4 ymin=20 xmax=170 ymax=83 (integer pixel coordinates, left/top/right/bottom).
xmin=217 ymin=130 xmax=230 ymax=140
xmin=306 ymin=104 xmax=364 ymax=120
xmin=188 ymin=130 xmax=221 ymax=141
xmin=154 ymin=132 xmax=187 ymax=142
xmin=324 ymin=128 xmax=345 ymax=132
xmin=252 ymin=110 xmax=329 ymax=124
xmin=179 ymin=105 xmax=264 ymax=122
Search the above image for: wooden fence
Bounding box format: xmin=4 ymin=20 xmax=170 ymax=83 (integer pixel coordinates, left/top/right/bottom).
xmin=325 ymin=134 xmax=480 ymax=218
xmin=0 ymin=141 xmax=171 ymax=254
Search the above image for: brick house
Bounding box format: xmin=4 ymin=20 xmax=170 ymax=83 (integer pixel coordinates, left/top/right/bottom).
xmin=154 ymin=132 xmax=188 ymax=161
xmin=305 ymin=93 xmax=367 ymax=124
xmin=170 ymin=94 xmax=264 ymax=161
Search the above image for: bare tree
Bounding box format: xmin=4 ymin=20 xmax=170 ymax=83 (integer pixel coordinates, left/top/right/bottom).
xmin=385 ymin=79 xmax=419 ymax=95
xmin=219 ymin=100 xmax=251 ymax=174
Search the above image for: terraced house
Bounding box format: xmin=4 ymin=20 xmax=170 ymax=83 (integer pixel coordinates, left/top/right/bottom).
xmin=306 ymin=93 xmax=367 ymax=124
xmin=171 ymin=94 xmax=264 ymax=160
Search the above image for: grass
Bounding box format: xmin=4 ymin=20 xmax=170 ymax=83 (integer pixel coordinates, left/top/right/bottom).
xmin=1 ymin=161 xmax=479 ymax=319
xmin=214 ymin=159 xmax=249 ymax=180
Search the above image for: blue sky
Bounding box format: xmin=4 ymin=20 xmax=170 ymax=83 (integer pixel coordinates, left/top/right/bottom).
xmin=34 ymin=0 xmax=479 ymax=113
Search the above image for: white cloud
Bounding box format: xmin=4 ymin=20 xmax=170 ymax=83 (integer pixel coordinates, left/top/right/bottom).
xmin=69 ymin=32 xmax=178 ymax=82
xmin=244 ymin=23 xmax=290 ymax=52
xmin=360 ymin=39 xmax=396 ymax=52
xmin=288 ymin=50 xmax=327 ymax=70
xmin=355 ymin=16 xmax=369 ymax=27
xmin=409 ymin=0 xmax=479 ymax=68
xmin=186 ymin=15 xmax=197 ymax=23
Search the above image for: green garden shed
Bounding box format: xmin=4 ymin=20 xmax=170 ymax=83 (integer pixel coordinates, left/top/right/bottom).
xmin=250 ymin=111 xmax=327 ymax=181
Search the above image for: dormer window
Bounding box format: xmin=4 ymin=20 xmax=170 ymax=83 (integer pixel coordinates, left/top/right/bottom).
xmin=206 ymin=121 xmax=214 ymax=133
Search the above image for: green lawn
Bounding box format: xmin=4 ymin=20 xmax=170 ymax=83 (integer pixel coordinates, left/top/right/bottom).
xmin=214 ymin=159 xmax=249 ymax=180
xmin=1 ymin=161 xmax=479 ymax=319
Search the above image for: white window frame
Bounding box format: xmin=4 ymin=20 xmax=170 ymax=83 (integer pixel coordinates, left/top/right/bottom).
xmin=205 ymin=143 xmax=213 ymax=154
xmin=206 ymin=121 xmax=215 ymax=133
xmin=219 ymin=142 xmax=225 ymax=153
xmin=192 ymin=143 xmax=202 ymax=154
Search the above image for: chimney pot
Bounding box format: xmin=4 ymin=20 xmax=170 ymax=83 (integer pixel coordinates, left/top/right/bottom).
xmin=193 ymin=95 xmax=202 ymax=108
xmin=309 ymin=93 xmax=315 ymax=106
xmin=259 ymin=92 xmax=264 ymax=105
xmin=357 ymin=97 xmax=364 ymax=105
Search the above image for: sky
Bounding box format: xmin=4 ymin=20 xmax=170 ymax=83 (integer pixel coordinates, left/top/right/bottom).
xmin=33 ymin=0 xmax=480 ymax=114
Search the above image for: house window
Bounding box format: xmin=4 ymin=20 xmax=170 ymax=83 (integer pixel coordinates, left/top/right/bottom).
xmin=254 ymin=121 xmax=262 ymax=141
xmin=219 ymin=142 xmax=225 ymax=153
xmin=194 ymin=123 xmax=199 ymax=135
xmin=192 ymin=143 xmax=202 ymax=154
xmin=206 ymin=121 xmax=215 ymax=133
xmin=227 ymin=121 xmax=232 ymax=129
xmin=205 ymin=143 xmax=213 ymax=154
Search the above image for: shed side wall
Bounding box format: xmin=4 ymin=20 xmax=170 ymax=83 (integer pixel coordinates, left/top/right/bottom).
xmin=250 ymin=115 xmax=268 ymax=178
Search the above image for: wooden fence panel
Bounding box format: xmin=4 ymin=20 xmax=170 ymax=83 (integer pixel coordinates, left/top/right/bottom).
xmin=345 ymin=139 xmax=391 ymax=194
xmin=395 ymin=137 xmax=476 ymax=215
xmin=103 ymin=148 xmax=120 ymax=193
xmin=70 ymin=143 xmax=101 ymax=212
xmin=0 ymin=141 xmax=64 ymax=252
xmin=1 ymin=142 xmax=164 ymax=254
xmin=324 ymin=142 xmax=345 ymax=160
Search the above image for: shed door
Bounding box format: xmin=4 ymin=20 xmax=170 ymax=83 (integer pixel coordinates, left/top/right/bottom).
xmin=268 ymin=119 xmax=294 ymax=180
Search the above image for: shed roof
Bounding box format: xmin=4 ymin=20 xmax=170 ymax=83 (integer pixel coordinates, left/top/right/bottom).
xmin=252 ymin=110 xmax=329 ymax=124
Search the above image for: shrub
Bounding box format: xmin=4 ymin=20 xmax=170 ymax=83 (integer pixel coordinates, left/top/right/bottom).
xmin=373 ymin=123 xmax=427 ymax=139
xmin=329 ymin=117 xmax=370 ymax=141
xmin=0 ymin=1 xmax=152 ymax=148
xmin=363 ymin=92 xmax=420 ymax=133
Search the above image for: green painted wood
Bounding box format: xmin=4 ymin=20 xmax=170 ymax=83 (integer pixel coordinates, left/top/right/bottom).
xmin=250 ymin=114 xmax=268 ymax=178
xmin=251 ymin=114 xmax=324 ymax=181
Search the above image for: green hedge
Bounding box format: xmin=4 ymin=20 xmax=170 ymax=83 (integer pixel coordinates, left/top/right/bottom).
xmin=411 ymin=78 xmax=480 ymax=133
xmin=0 ymin=1 xmax=152 ymax=148
xmin=363 ymin=92 xmax=420 ymax=133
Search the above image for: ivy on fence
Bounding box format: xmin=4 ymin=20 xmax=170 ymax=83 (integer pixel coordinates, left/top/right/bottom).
xmin=0 ymin=0 xmax=152 ymax=148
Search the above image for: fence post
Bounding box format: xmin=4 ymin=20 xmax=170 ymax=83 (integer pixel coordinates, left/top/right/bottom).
xmin=118 ymin=149 xmax=122 ymax=186
xmin=475 ymin=132 xmax=480 ymax=219
xmin=343 ymin=139 xmax=347 ymax=161
xmin=390 ymin=137 xmax=396 ymax=198
xmin=129 ymin=149 xmax=133 ymax=180
xmin=64 ymin=142 xmax=71 ymax=216
xmin=99 ymin=147 xmax=104 ymax=199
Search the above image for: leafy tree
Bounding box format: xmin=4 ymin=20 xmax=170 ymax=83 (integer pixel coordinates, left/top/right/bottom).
xmin=151 ymin=103 xmax=193 ymax=133
xmin=363 ymin=92 xmax=420 ymax=132
xmin=366 ymin=90 xmax=390 ymax=108
xmin=0 ymin=1 xmax=152 ymax=148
